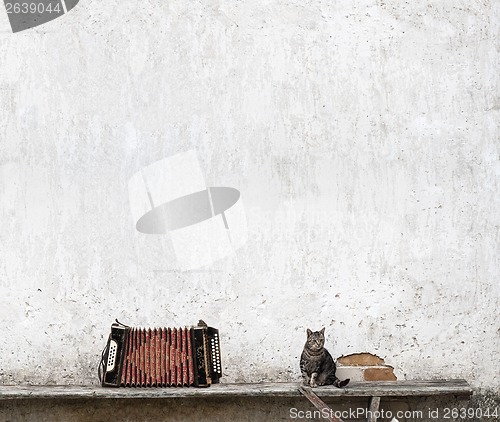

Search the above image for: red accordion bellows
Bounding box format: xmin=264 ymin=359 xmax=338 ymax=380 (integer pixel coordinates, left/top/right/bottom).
xmin=120 ymin=327 xmax=194 ymax=387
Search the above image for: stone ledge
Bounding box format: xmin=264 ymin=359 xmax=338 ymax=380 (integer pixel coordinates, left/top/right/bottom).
xmin=0 ymin=380 xmax=472 ymax=401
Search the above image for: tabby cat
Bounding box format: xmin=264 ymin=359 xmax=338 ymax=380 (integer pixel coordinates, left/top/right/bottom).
xmin=300 ymin=327 xmax=350 ymax=388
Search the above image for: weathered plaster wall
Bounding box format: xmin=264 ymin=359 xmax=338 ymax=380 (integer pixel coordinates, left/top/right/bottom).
xmin=0 ymin=0 xmax=498 ymax=395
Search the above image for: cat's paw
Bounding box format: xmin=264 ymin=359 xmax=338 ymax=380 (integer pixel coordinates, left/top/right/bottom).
xmin=310 ymin=381 xmax=318 ymax=388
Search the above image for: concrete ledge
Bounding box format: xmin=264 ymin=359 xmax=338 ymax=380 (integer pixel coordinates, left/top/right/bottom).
xmin=0 ymin=380 xmax=472 ymax=401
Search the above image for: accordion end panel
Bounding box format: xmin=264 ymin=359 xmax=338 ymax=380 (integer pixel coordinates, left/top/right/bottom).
xmin=100 ymin=322 xmax=222 ymax=388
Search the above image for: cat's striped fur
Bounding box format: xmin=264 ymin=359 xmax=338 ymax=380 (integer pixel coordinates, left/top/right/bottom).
xmin=300 ymin=328 xmax=350 ymax=388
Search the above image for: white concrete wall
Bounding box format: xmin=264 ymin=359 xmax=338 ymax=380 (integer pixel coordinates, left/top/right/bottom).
xmin=0 ymin=0 xmax=498 ymax=390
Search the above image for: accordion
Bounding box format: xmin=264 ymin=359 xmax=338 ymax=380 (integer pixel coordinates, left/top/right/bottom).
xmin=99 ymin=320 xmax=221 ymax=387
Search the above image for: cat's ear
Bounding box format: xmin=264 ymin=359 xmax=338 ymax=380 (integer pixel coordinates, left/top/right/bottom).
xmin=320 ymin=327 xmax=325 ymax=335
xmin=306 ymin=328 xmax=312 ymax=337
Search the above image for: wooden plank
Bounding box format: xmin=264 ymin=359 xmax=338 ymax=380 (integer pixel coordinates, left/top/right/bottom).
xmin=366 ymin=396 xmax=381 ymax=422
xmin=299 ymin=386 xmax=344 ymax=422
xmin=340 ymin=380 xmax=473 ymax=398
xmin=0 ymin=380 xmax=472 ymax=401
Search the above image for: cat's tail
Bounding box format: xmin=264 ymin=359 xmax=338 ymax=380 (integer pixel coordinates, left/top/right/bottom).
xmin=333 ymin=378 xmax=350 ymax=388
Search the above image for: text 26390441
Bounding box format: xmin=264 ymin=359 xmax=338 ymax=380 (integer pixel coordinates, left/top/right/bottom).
xmin=5 ymin=2 xmax=62 ymax=14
